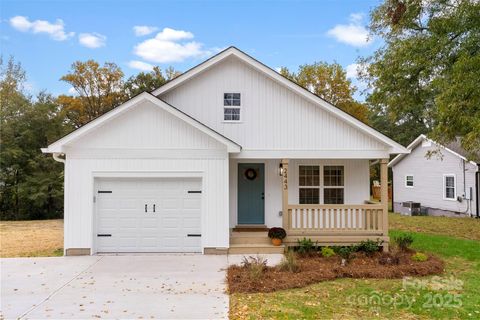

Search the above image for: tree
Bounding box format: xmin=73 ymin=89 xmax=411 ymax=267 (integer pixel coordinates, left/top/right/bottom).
xmin=280 ymin=62 xmax=370 ymax=123
xmin=124 ymin=66 xmax=181 ymax=98
xmin=57 ymin=60 xmax=126 ymax=128
xmin=0 ymin=57 xmax=67 ymax=220
xmin=360 ymin=0 xmax=480 ymax=157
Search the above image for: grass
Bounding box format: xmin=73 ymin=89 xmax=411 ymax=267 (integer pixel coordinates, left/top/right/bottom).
xmin=0 ymin=219 xmax=63 ymax=257
xmin=230 ymin=214 xmax=480 ymax=319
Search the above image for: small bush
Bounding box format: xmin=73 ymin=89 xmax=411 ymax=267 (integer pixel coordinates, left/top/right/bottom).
xmin=268 ymin=227 xmax=287 ymax=239
xmin=279 ymin=250 xmax=299 ymax=273
xmin=335 ymin=246 xmax=355 ymax=265
xmin=296 ymin=237 xmax=318 ymax=255
xmin=241 ymin=255 xmax=268 ymax=281
xmin=356 ymin=239 xmax=383 ymax=256
xmin=411 ymin=252 xmax=428 ymax=262
xmin=321 ymin=247 xmax=335 ymax=257
xmin=393 ymin=233 xmax=414 ymax=251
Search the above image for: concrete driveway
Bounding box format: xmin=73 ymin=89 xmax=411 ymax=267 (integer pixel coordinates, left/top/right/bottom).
xmin=1 ymin=255 xmax=228 ymax=319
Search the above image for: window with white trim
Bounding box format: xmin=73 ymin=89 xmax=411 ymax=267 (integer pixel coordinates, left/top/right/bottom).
xmin=405 ymin=175 xmax=414 ymax=187
xmin=323 ymin=166 xmax=344 ymax=204
xmin=444 ymin=174 xmax=456 ymax=200
xmin=299 ymin=165 xmax=320 ymax=204
xmin=224 ymin=93 xmax=241 ymax=121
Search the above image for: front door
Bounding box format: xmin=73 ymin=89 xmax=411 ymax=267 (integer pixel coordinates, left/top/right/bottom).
xmin=238 ymin=163 xmax=265 ymax=224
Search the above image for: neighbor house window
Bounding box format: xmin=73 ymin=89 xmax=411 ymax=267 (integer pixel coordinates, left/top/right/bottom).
xmin=405 ymin=175 xmax=414 ymax=188
xmin=299 ymin=165 xmax=320 ymax=204
xmin=224 ymin=93 xmax=241 ymax=121
xmin=323 ymin=166 xmax=344 ymax=204
xmin=443 ymin=174 xmax=456 ymax=200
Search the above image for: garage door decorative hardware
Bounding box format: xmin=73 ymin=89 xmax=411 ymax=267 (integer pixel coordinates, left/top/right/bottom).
xmin=97 ymin=234 xmax=112 ymax=237
xmin=188 ymin=190 xmax=202 ymax=193
xmin=153 ymin=204 xmax=156 ymax=212
xmin=187 ymin=234 xmax=201 ymax=237
xmin=98 ymin=190 xmax=112 ymax=193
xmin=145 ymin=204 xmax=147 ymax=212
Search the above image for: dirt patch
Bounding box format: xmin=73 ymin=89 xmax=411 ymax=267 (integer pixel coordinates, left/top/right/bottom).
xmin=227 ymin=251 xmax=444 ymax=293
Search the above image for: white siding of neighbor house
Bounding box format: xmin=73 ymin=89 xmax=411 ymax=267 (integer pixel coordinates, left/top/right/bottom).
xmin=160 ymin=56 xmax=389 ymax=156
xmin=392 ymin=140 xmax=478 ymax=216
xmin=63 ymin=100 xmax=230 ymax=252
xmin=229 ymin=159 xmax=370 ymax=227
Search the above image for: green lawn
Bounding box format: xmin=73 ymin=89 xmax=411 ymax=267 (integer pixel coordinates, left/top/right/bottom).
xmin=230 ymin=214 xmax=480 ymax=319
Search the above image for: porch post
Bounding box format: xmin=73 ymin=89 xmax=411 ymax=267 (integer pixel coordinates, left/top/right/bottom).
xmin=380 ymin=158 xmax=389 ymax=251
xmin=281 ymin=159 xmax=289 ymax=229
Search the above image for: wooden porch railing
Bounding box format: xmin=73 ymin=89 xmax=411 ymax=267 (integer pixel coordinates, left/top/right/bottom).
xmin=285 ymin=204 xmax=385 ymax=236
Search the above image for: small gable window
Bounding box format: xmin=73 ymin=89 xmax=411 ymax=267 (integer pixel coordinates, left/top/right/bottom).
xmin=224 ymin=93 xmax=241 ymax=121
xmin=405 ymin=175 xmax=414 ymax=188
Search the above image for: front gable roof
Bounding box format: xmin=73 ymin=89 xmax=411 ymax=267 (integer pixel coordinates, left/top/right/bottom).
xmin=152 ymin=46 xmax=408 ymax=154
xmin=42 ymin=92 xmax=241 ymax=153
xmin=388 ymin=134 xmax=478 ymax=167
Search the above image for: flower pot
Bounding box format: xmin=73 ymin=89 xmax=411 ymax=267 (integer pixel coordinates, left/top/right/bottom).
xmin=271 ymin=238 xmax=282 ymax=246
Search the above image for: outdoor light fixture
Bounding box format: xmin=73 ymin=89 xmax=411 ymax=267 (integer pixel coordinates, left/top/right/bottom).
xmin=279 ymin=163 xmax=284 ymax=176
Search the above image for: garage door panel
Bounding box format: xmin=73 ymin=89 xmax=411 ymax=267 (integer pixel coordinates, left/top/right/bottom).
xmin=96 ymin=177 xmax=202 ymax=253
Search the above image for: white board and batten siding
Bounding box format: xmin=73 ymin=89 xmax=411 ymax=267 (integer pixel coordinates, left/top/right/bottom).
xmin=160 ymin=56 xmax=391 ymax=159
xmin=392 ymin=141 xmax=478 ymax=216
xmin=229 ymin=159 xmax=370 ymax=228
xmin=63 ymin=100 xmax=230 ymax=253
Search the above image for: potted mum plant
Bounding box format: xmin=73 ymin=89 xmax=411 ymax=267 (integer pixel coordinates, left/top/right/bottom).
xmin=268 ymin=227 xmax=287 ymax=246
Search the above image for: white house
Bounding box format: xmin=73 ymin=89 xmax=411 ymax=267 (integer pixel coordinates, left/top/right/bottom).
xmin=42 ymin=47 xmax=408 ymax=255
xmin=389 ymin=134 xmax=479 ymax=217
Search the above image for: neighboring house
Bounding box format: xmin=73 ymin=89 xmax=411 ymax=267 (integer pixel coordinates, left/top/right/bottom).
xmin=389 ymin=134 xmax=479 ymax=218
xmin=42 ymin=47 xmax=408 ymax=256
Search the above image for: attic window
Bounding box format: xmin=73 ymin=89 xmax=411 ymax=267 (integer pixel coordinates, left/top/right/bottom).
xmin=224 ymin=93 xmax=241 ymax=121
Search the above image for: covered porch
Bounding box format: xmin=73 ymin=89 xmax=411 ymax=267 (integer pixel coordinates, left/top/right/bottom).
xmin=229 ymin=158 xmax=390 ymax=253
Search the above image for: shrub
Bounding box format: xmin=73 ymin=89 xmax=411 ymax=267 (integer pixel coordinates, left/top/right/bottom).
xmin=279 ymin=250 xmax=299 ymax=273
xmin=296 ymin=237 xmax=317 ymax=255
xmin=241 ymin=255 xmax=268 ymax=281
xmin=268 ymin=227 xmax=287 ymax=239
xmin=411 ymin=252 xmax=428 ymax=262
xmin=321 ymin=247 xmax=335 ymax=257
xmin=356 ymin=239 xmax=383 ymax=256
xmin=335 ymin=246 xmax=356 ymax=265
xmin=393 ymin=233 xmax=414 ymax=251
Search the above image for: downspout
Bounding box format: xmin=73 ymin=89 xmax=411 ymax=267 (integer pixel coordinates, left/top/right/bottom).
xmin=52 ymin=152 xmax=66 ymax=164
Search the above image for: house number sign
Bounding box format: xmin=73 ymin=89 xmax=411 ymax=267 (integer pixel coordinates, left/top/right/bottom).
xmin=282 ymin=167 xmax=288 ymax=191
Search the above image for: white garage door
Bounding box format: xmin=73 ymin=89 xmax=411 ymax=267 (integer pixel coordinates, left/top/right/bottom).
xmin=95 ymin=178 xmax=202 ymax=253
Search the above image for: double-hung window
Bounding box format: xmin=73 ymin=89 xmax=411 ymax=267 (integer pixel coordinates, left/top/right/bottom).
xmin=224 ymin=93 xmax=241 ymax=121
xmin=405 ymin=175 xmax=414 ymax=188
xmin=443 ymin=174 xmax=456 ymax=200
xmin=323 ymin=166 xmax=344 ymax=204
xmin=299 ymin=165 xmax=320 ymax=204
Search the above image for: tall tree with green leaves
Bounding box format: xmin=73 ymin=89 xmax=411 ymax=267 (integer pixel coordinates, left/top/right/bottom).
xmin=280 ymin=62 xmax=370 ymax=123
xmin=360 ymin=0 xmax=480 ymax=156
xmin=124 ymin=66 xmax=181 ymax=98
xmin=57 ymin=60 xmax=127 ymax=128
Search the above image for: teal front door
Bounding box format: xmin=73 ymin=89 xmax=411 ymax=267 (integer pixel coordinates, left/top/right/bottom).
xmin=238 ymin=163 xmax=265 ymax=224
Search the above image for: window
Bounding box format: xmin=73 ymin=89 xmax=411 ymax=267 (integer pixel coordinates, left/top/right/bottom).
xmin=444 ymin=174 xmax=456 ymax=200
xmin=224 ymin=93 xmax=241 ymax=121
xmin=299 ymin=165 xmax=320 ymax=204
xmin=405 ymin=175 xmax=414 ymax=188
xmin=324 ymin=166 xmax=344 ymax=204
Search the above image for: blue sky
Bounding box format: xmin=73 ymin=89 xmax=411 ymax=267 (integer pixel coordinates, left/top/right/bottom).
xmin=1 ymin=0 xmax=382 ymax=99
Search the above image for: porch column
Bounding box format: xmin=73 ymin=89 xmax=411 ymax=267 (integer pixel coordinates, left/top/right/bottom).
xmin=380 ymin=158 xmax=389 ymax=235
xmin=281 ymin=159 xmax=289 ymax=229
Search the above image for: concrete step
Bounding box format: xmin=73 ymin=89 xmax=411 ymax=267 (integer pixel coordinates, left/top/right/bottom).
xmin=230 ymin=236 xmax=271 ymax=245
xmin=228 ymin=244 xmax=285 ymax=254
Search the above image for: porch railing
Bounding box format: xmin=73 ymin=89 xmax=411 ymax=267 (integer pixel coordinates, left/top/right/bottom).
xmin=285 ymin=204 xmax=385 ymax=236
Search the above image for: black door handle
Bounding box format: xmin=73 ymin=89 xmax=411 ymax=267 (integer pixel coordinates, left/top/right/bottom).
xmin=153 ymin=204 xmax=156 ymax=213
xmin=145 ymin=204 xmax=147 ymax=212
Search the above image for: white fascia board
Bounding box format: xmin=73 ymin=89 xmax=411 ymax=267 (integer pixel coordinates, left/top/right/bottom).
xmin=153 ymin=47 xmax=408 ymax=155
xmin=42 ymin=92 xmax=241 ymax=154
xmin=231 ymin=149 xmax=391 ymax=159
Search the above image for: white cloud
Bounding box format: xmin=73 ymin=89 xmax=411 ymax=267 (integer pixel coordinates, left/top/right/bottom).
xmin=327 ymin=13 xmax=371 ymax=47
xmin=9 ymin=15 xmax=74 ymax=41
xmin=68 ymin=87 xmax=77 ymax=95
xmin=133 ymin=27 xmax=214 ymax=63
xmin=133 ymin=25 xmax=158 ymax=36
xmin=79 ymin=33 xmax=106 ymax=48
xmin=275 ymin=67 xmax=282 ymax=73
xmin=128 ymin=60 xmax=154 ymax=71
xmin=346 ymin=63 xmax=360 ymax=79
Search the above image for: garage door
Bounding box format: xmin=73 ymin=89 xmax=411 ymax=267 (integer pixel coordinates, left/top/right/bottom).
xmin=95 ymin=178 xmax=202 ymax=253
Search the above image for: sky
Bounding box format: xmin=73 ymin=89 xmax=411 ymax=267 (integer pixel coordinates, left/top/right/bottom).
xmin=1 ymin=0 xmax=383 ymax=100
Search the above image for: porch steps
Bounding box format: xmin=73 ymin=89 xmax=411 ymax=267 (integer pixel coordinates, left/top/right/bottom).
xmin=228 ymin=244 xmax=285 ymax=254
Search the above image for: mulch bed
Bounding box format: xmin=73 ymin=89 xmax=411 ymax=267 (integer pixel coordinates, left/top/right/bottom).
xmin=227 ymin=251 xmax=444 ymax=293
